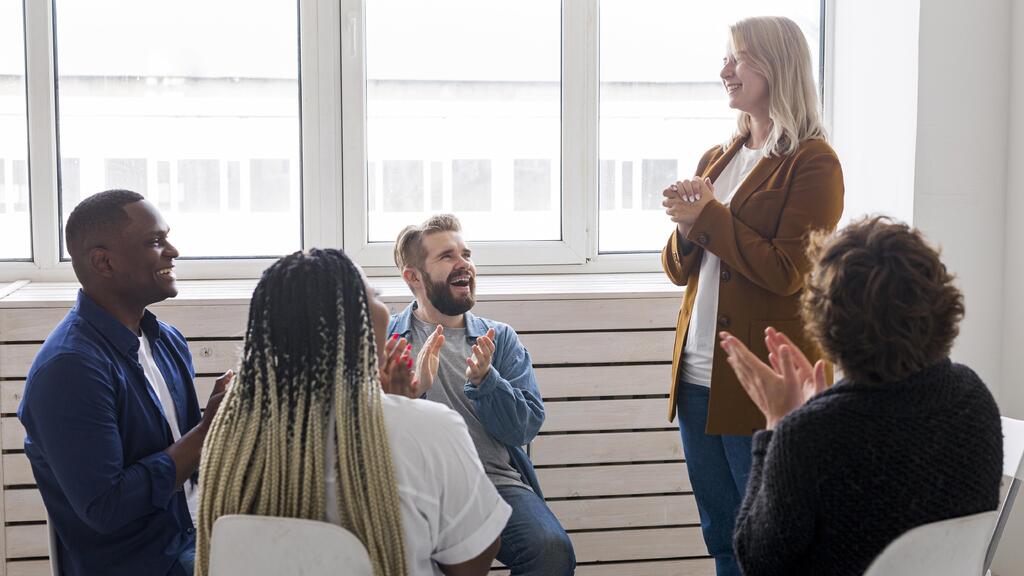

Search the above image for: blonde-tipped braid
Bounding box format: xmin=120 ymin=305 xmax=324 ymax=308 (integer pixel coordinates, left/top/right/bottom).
xmin=195 ymin=249 xmax=407 ymax=576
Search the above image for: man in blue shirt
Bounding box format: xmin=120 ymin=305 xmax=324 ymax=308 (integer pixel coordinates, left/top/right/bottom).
xmin=18 ymin=190 xmax=232 ymax=576
xmin=388 ymin=214 xmax=575 ymax=576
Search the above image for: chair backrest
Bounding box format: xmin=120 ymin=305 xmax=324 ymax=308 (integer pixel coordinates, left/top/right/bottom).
xmin=47 ymin=515 xmax=60 ymax=576
xmin=984 ymin=416 xmax=1024 ymax=573
xmin=1000 ymin=416 xmax=1024 ymax=480
xmin=208 ymin=515 xmax=373 ymax=576
xmin=864 ymin=511 xmax=998 ymax=576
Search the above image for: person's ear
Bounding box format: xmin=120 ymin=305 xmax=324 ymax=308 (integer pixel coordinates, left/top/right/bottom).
xmin=88 ymin=247 xmax=115 ymax=278
xmin=402 ymin=266 xmax=421 ymax=288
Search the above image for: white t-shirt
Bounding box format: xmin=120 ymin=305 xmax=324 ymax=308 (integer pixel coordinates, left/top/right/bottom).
xmin=325 ymin=394 xmax=511 ymax=575
xmin=137 ymin=334 xmax=199 ymax=525
xmin=679 ymin=144 xmax=764 ymax=386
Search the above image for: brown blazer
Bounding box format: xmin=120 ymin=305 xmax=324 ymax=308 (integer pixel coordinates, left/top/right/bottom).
xmin=661 ymin=136 xmax=844 ymax=435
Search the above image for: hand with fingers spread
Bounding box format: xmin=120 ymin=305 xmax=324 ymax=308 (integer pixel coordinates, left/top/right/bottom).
xmin=466 ymin=327 xmax=496 ymax=386
xmin=415 ymin=325 xmax=445 ymax=395
xmin=718 ymin=328 xmax=826 ymax=429
xmin=662 ymin=177 xmax=716 ymax=234
xmin=380 ymin=334 xmax=424 ymax=398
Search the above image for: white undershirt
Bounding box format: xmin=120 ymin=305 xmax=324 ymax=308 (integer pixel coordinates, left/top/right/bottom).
xmin=138 ymin=334 xmax=199 ymax=526
xmin=679 ymin=144 xmax=763 ymax=386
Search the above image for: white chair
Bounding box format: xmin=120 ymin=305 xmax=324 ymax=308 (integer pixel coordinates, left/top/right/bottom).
xmin=984 ymin=416 xmax=1024 ymax=574
xmin=863 ymin=511 xmax=999 ymax=576
xmin=47 ymin=515 xmax=60 ymax=576
xmin=208 ymin=515 xmax=373 ymax=576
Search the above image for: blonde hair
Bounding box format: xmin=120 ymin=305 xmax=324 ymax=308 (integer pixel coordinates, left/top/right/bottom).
xmin=393 ymin=214 xmax=462 ymax=270
xmin=729 ymin=16 xmax=827 ymax=156
xmin=195 ymin=249 xmax=407 ymax=576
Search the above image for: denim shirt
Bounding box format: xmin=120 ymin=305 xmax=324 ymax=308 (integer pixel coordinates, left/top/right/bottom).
xmin=389 ymin=303 xmax=546 ymax=496
xmin=18 ymin=291 xmax=200 ymax=576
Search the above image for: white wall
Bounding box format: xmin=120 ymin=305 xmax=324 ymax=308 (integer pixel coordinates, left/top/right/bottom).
xmin=912 ymin=0 xmax=1011 ymax=390
xmin=995 ymin=0 xmax=1024 ymax=574
xmin=830 ymin=0 xmax=919 ymax=227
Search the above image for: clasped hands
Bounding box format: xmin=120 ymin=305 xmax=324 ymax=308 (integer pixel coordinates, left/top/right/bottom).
xmin=379 ymin=326 xmax=498 ymax=398
xmin=663 ymin=177 xmax=716 ymax=233
xmin=719 ymin=327 xmax=827 ymax=430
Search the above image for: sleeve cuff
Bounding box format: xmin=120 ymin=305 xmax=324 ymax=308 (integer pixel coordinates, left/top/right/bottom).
xmin=752 ymin=429 xmax=774 ymax=456
xmin=139 ymin=451 xmax=178 ymax=509
xmin=432 ymin=496 xmax=512 ymax=566
xmin=464 ymin=366 xmax=500 ymax=399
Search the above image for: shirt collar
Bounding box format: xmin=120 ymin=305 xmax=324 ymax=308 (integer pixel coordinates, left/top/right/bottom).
xmin=75 ymin=290 xmax=163 ymax=358
xmin=396 ymin=300 xmax=488 ymax=338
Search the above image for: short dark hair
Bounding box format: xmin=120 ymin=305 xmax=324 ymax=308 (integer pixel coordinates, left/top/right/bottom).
xmin=801 ymin=217 xmax=965 ymax=384
xmin=65 ymin=189 xmax=145 ymax=255
xmin=393 ymin=214 xmax=462 ymax=270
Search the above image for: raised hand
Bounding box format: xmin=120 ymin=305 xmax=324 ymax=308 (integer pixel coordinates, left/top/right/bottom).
xmin=662 ymin=177 xmax=715 ymax=233
xmin=380 ymin=335 xmax=424 ymax=398
xmin=200 ymin=370 xmax=234 ymax=430
xmin=764 ymin=327 xmax=827 ymax=403
xmin=415 ymin=325 xmax=445 ymax=395
xmin=466 ymin=327 xmax=496 ymax=386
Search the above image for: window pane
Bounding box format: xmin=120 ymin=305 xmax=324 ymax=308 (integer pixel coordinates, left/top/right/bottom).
xmin=0 ymin=0 xmax=30 ymax=260
xmin=365 ymin=0 xmax=560 ymax=242
xmin=54 ymin=0 xmax=301 ymax=258
xmin=599 ymin=0 xmax=821 ymax=252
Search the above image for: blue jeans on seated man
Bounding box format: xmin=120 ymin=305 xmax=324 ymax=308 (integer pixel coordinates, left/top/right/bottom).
xmin=495 ymin=485 xmax=575 ymax=576
xmin=677 ymin=382 xmax=753 ymax=576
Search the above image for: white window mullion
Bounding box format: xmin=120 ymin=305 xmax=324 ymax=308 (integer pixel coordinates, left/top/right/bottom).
xmin=562 ymin=0 xmax=599 ymax=262
xmin=340 ymin=0 xmax=369 ymax=258
xmin=24 ymin=0 xmax=59 ymax=271
xmin=301 ymin=0 xmax=344 ymax=250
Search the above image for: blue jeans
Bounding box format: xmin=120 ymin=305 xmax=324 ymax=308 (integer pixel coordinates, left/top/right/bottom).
xmin=495 ymin=485 xmax=575 ymax=576
xmin=677 ymin=382 xmax=753 ymax=576
xmin=178 ymin=536 xmax=196 ymax=575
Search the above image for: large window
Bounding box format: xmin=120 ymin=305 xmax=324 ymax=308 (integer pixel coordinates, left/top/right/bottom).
xmin=0 ymin=0 xmax=31 ymax=260
xmin=53 ymin=0 xmax=302 ymax=259
xmin=599 ymin=0 xmax=822 ymax=252
xmin=1 ymin=1 xmax=825 ymax=279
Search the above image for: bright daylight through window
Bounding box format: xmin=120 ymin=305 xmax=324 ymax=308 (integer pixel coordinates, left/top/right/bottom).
xmin=53 ymin=0 xmax=302 ymax=259
xmin=0 ymin=0 xmax=31 ymax=260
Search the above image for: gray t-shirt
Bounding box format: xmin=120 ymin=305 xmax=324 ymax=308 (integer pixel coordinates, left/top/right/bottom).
xmin=410 ymin=314 xmax=527 ymax=490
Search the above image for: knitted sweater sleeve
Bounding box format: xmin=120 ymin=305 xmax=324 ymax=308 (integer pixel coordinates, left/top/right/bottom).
xmin=734 ymin=423 xmax=819 ymax=576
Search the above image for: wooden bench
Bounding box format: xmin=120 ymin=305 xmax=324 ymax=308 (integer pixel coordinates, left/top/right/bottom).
xmin=0 ymin=276 xmax=714 ymax=576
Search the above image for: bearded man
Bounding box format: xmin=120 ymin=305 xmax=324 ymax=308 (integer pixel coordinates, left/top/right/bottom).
xmin=388 ymin=214 xmax=574 ymax=576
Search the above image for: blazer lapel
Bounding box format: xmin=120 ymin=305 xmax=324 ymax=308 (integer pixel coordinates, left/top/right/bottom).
xmin=728 ymin=150 xmax=785 ymax=213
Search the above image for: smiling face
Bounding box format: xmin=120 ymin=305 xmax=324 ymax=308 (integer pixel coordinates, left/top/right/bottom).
xmin=106 ymin=200 xmax=180 ymax=306
xmin=415 ymin=230 xmax=476 ymax=317
xmin=720 ymin=46 xmax=770 ymax=117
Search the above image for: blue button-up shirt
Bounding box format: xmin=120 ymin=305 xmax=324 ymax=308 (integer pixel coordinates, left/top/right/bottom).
xmin=18 ymin=290 xmax=201 ymax=576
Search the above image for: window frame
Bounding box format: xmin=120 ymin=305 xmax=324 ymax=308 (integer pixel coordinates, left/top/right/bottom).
xmin=0 ymin=0 xmax=832 ymax=282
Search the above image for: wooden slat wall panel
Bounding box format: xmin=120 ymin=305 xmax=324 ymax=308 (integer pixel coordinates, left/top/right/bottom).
xmin=547 ymin=495 xmax=699 ymax=530
xmin=538 ymin=463 xmax=689 ymax=498
xmin=0 ymin=298 xmax=681 ymax=343
xmin=543 ymin=399 xmax=674 ymax=432
xmin=5 ymin=525 xmax=47 ymax=559
xmin=571 ymin=527 xmax=707 ymax=562
xmin=536 ymin=365 xmax=670 ymax=398
xmin=574 ymin=559 xmax=716 ymax=576
xmin=5 ymin=560 xmax=50 ymax=576
xmin=531 ymin=431 xmax=682 ymax=466
xmin=0 ymin=283 xmax=702 ymax=570
xmin=0 ymin=331 xmax=674 ymax=379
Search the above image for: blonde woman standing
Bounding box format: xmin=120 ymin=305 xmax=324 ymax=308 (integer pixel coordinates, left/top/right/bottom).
xmin=660 ymin=16 xmax=843 ymax=576
xmin=196 ymin=248 xmax=510 ymax=576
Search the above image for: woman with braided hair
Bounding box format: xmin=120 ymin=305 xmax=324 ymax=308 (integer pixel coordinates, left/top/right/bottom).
xmin=195 ymin=248 xmax=509 ymax=576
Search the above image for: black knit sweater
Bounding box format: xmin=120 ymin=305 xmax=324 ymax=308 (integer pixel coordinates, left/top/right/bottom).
xmin=733 ymin=359 xmax=1002 ymax=576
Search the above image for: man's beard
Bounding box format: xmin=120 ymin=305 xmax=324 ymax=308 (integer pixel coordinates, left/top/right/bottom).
xmin=423 ymin=269 xmax=475 ymax=316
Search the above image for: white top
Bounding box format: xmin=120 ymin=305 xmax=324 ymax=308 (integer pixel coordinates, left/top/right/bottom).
xmin=325 ymin=394 xmax=511 ymax=575
xmin=679 ymin=145 xmax=763 ymax=386
xmin=137 ymin=334 xmax=199 ymax=525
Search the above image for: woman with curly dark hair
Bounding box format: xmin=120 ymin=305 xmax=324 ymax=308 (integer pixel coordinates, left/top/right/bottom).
xmin=719 ymin=217 xmax=1002 ymax=576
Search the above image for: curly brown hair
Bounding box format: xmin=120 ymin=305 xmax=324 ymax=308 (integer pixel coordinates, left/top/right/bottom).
xmin=801 ymin=217 xmax=964 ymax=384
